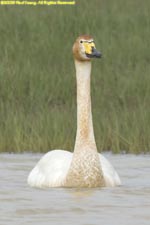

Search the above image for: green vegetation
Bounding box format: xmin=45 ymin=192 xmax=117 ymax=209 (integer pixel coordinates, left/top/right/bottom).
xmin=0 ymin=0 xmax=150 ymax=153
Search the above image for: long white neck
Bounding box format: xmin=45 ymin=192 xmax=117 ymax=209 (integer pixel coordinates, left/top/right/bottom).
xmin=74 ymin=60 xmax=97 ymax=152
xmin=64 ymin=59 xmax=105 ymax=187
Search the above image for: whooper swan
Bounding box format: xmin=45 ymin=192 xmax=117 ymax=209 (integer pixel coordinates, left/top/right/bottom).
xmin=27 ymin=35 xmax=121 ymax=188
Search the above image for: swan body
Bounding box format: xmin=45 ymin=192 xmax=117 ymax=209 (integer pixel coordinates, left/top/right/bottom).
xmin=28 ymin=35 xmax=121 ymax=188
xmin=28 ymin=150 xmax=120 ymax=188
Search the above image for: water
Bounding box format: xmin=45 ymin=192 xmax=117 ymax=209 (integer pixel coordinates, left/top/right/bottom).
xmin=0 ymin=152 xmax=150 ymax=225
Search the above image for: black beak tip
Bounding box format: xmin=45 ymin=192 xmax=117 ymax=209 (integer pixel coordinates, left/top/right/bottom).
xmin=91 ymin=47 xmax=102 ymax=58
xmin=97 ymin=52 xmax=102 ymax=58
xmin=86 ymin=48 xmax=102 ymax=59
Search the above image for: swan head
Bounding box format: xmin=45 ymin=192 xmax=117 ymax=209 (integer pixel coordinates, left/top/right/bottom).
xmin=73 ymin=35 xmax=102 ymax=62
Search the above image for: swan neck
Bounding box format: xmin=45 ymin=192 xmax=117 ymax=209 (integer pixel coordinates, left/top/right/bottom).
xmin=74 ymin=60 xmax=97 ymax=151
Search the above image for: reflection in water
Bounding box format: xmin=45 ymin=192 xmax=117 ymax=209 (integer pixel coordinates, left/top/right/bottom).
xmin=67 ymin=188 xmax=95 ymax=199
xmin=0 ymin=153 xmax=150 ymax=225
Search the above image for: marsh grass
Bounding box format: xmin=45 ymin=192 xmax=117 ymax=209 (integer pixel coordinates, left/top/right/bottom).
xmin=0 ymin=0 xmax=150 ymax=152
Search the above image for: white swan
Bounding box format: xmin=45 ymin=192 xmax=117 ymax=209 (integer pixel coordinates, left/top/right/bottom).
xmin=27 ymin=35 xmax=121 ymax=188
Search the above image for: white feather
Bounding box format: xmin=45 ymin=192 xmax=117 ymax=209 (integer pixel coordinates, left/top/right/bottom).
xmin=27 ymin=150 xmax=72 ymax=188
xmin=99 ymin=154 xmax=121 ymax=187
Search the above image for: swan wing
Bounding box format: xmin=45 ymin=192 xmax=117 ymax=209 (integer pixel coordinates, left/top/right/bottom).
xmin=99 ymin=153 xmax=121 ymax=187
xmin=27 ymin=150 xmax=72 ymax=188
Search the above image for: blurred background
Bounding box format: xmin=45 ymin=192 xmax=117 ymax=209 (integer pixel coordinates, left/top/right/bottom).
xmin=0 ymin=0 xmax=150 ymax=153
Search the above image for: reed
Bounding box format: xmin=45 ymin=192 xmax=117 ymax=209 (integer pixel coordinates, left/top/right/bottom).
xmin=0 ymin=0 xmax=150 ymax=153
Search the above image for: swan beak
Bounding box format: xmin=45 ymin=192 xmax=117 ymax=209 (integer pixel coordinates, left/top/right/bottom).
xmin=86 ymin=47 xmax=102 ymax=58
xmin=91 ymin=47 xmax=102 ymax=58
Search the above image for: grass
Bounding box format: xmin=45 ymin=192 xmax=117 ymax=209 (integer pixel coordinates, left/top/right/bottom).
xmin=0 ymin=0 xmax=150 ymax=153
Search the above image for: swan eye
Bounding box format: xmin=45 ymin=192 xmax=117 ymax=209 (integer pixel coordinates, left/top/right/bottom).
xmin=80 ymin=40 xmax=83 ymax=43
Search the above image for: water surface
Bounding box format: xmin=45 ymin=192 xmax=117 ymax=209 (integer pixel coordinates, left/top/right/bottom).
xmin=0 ymin=153 xmax=150 ymax=225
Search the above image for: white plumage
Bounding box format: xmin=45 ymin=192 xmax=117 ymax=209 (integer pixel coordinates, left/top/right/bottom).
xmin=28 ymin=150 xmax=72 ymax=188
